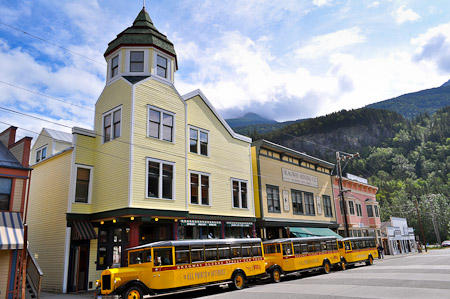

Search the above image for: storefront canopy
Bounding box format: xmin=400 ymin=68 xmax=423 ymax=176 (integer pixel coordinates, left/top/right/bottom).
xmin=288 ymin=227 xmax=343 ymax=239
xmin=0 ymin=212 xmax=24 ymax=250
xmin=72 ymin=221 xmax=97 ymax=240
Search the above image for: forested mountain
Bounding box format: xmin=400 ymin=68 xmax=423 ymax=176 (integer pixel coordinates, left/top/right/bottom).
xmin=226 ymin=113 xmax=306 ymax=135
xmin=248 ymin=106 xmax=450 ymax=243
xmin=366 ymin=83 xmax=450 ymax=119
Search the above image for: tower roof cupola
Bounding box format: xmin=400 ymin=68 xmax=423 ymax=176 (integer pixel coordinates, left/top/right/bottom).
xmin=104 ymin=7 xmax=177 ymax=69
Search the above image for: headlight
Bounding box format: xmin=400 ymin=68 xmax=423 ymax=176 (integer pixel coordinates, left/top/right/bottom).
xmin=95 ymin=280 xmax=101 ymax=287
xmin=114 ymin=277 xmax=121 ymax=284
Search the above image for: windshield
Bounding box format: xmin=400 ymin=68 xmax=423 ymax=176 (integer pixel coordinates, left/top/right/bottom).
xmin=129 ymin=249 xmax=152 ymax=265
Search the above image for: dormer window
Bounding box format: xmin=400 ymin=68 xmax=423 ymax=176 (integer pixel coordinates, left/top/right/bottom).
xmin=157 ymin=55 xmax=167 ymax=78
xmin=111 ymin=55 xmax=119 ymax=78
xmin=36 ymin=146 xmax=47 ymax=163
xmin=130 ymin=51 xmax=144 ymax=72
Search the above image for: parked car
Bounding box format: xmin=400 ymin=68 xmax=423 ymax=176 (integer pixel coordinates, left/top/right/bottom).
xmin=442 ymin=240 xmax=450 ymax=247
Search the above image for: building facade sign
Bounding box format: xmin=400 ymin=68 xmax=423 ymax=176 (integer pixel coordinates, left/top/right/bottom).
xmin=282 ymin=168 xmax=318 ymax=188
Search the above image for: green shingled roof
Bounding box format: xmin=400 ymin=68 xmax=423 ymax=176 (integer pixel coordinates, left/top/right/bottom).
xmin=104 ymin=8 xmax=176 ymax=63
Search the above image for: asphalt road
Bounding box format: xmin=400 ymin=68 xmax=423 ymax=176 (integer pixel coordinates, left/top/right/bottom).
xmin=161 ymin=248 xmax=450 ymax=299
xmin=40 ymin=248 xmax=450 ymax=299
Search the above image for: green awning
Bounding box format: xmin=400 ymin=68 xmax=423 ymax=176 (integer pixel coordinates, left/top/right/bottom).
xmin=288 ymin=227 xmax=343 ymax=239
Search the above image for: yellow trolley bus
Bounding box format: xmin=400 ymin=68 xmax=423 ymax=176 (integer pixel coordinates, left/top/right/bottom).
xmin=338 ymin=237 xmax=378 ymax=270
xmin=263 ymin=236 xmax=340 ymax=283
xmin=96 ymin=238 xmax=265 ymax=299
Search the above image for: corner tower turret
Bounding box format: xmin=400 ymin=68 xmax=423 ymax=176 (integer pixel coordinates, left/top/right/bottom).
xmin=104 ymin=7 xmax=177 ymax=84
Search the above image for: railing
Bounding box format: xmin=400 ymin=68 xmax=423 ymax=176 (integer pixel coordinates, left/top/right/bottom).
xmin=26 ymin=248 xmax=43 ymax=299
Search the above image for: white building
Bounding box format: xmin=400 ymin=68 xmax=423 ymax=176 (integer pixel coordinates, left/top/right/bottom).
xmin=381 ymin=217 xmax=416 ymax=255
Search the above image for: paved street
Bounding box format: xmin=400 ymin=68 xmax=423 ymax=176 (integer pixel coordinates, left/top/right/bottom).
xmin=40 ymin=248 xmax=450 ymax=299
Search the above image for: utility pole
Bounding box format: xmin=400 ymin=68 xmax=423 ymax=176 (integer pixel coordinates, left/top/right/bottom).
xmin=336 ymin=151 xmax=359 ymax=238
xmin=414 ymin=198 xmax=427 ymax=252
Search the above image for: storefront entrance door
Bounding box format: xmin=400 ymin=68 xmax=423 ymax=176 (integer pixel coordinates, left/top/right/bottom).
xmin=68 ymin=240 xmax=89 ymax=292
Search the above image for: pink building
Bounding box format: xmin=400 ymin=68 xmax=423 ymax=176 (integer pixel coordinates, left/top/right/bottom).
xmin=333 ymin=174 xmax=382 ymax=244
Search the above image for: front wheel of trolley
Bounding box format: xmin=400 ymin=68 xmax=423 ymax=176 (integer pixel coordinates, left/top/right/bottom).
xmin=271 ymin=268 xmax=282 ymax=283
xmin=321 ymin=261 xmax=331 ymax=274
xmin=122 ymin=286 xmax=143 ymax=299
xmin=230 ymin=272 xmax=246 ymax=290
xmin=366 ymin=255 xmax=374 ymax=266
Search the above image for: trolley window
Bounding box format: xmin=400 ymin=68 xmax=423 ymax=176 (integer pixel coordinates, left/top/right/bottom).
xmin=242 ymin=243 xmax=252 ymax=258
xmin=218 ymin=244 xmax=230 ymax=260
xmin=175 ymin=246 xmax=190 ymax=265
xmin=191 ymin=245 xmax=204 ymax=263
xmin=264 ymin=244 xmax=279 ymax=254
xmin=205 ymin=245 xmax=218 ymax=261
xmin=293 ymin=242 xmax=302 ymax=254
xmin=231 ymin=244 xmax=241 ymax=259
xmin=282 ymin=243 xmax=293 ymax=256
xmin=252 ymin=243 xmax=262 ymax=257
xmin=154 ymin=248 xmax=173 ymax=266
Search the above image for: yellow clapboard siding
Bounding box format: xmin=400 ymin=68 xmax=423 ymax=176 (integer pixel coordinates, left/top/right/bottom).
xmin=0 ymin=250 xmax=11 ymax=298
xmin=186 ymin=95 xmax=254 ymax=218
xmin=27 ymin=150 xmax=73 ymax=292
xmin=252 ymin=146 xmax=261 ymax=218
xmin=258 ymin=155 xmax=336 ymax=222
xmin=92 ymin=79 xmax=132 ymax=213
xmin=74 ymin=134 xmax=95 ymax=166
xmin=12 ymin=178 xmax=24 ymax=212
xmin=131 ymin=79 xmax=187 ymax=211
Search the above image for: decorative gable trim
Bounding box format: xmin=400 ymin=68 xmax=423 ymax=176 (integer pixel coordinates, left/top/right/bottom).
xmin=183 ymin=89 xmax=252 ymax=143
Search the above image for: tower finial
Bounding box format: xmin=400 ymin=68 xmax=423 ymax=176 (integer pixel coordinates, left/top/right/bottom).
xmin=143 ymin=0 xmax=146 ymax=8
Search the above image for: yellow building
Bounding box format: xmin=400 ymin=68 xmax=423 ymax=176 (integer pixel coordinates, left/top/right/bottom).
xmin=27 ymin=7 xmax=254 ymax=294
xmin=251 ymin=140 xmax=340 ymax=240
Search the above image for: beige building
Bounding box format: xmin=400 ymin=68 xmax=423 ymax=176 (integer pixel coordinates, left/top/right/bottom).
xmin=252 ymin=140 xmax=339 ymax=239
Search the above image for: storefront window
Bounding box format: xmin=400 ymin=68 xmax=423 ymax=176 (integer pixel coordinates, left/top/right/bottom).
xmin=97 ymin=226 xmax=129 ymax=270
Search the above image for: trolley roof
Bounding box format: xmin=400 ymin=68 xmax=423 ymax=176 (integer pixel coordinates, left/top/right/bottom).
xmin=339 ymin=237 xmax=376 ymax=242
xmin=263 ymin=236 xmax=337 ymax=244
xmin=127 ymin=238 xmax=262 ymax=251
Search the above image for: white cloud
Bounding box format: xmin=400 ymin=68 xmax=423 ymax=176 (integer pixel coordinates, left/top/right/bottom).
xmin=368 ymin=1 xmax=380 ymax=8
xmin=313 ymin=0 xmax=333 ymax=7
xmin=411 ymin=22 xmax=450 ymax=73
xmin=393 ymin=5 xmax=421 ymax=24
xmin=295 ymin=27 xmax=366 ymax=59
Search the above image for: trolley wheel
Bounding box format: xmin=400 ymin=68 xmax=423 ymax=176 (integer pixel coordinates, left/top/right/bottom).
xmin=321 ymin=261 xmax=331 ymax=274
xmin=122 ymin=286 xmax=143 ymax=299
xmin=230 ymin=272 xmax=246 ymax=290
xmin=271 ymin=268 xmax=282 ymax=283
xmin=366 ymin=255 xmax=374 ymax=266
xmin=340 ymin=259 xmax=347 ymax=271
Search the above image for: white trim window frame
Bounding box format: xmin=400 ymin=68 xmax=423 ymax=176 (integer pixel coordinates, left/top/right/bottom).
xmin=356 ymin=201 xmax=362 ymax=217
xmin=147 ymin=105 xmax=175 ymax=142
xmin=189 ymin=171 xmax=211 ymax=206
xmin=189 ymin=126 xmax=209 ymax=156
xmin=323 ymin=195 xmax=333 ymax=217
xmin=125 ymin=48 xmax=150 ymax=74
xmin=73 ymin=165 xmax=93 ymax=204
xmin=102 ymin=106 xmax=122 ymax=143
xmin=109 ymin=52 xmax=121 ymax=80
xmin=35 ymin=145 xmax=48 ymax=163
xmin=146 ymin=157 xmax=175 ymax=200
xmin=374 ymin=204 xmax=380 ymax=218
xmin=231 ymin=178 xmax=248 ymax=209
xmin=153 ymin=50 xmax=172 ymax=81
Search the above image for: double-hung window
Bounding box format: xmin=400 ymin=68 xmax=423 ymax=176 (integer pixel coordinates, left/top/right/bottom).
xmin=36 ymin=146 xmax=47 ymax=163
xmin=147 ymin=158 xmax=174 ymax=200
xmin=190 ymin=172 xmax=210 ymax=205
xmin=348 ymin=200 xmax=355 ymax=215
xmin=130 ymin=51 xmax=144 ymax=72
xmin=291 ymin=189 xmax=303 ymax=215
xmin=304 ymin=192 xmax=315 ymax=215
xmin=189 ymin=127 xmax=208 ymax=156
xmin=323 ymin=195 xmax=333 ymax=217
xmin=111 ymin=55 xmax=119 ymax=78
xmin=74 ymin=166 xmax=92 ymax=203
xmin=267 ymin=185 xmax=280 ymax=213
xmin=103 ymin=107 xmax=121 ymax=143
xmin=148 ymin=106 xmax=174 ymax=142
xmin=374 ymin=205 xmax=380 ymax=217
xmin=356 ymin=202 xmax=362 ymax=216
xmin=156 ymin=55 xmax=168 ymax=78
xmin=367 ymin=205 xmax=374 ymax=217
xmin=0 ymin=177 xmax=12 ymax=210
xmin=232 ymin=179 xmax=248 ymax=209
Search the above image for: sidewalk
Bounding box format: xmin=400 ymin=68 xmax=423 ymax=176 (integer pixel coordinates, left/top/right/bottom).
xmin=374 ymin=250 xmax=421 ymax=263
xmin=40 ymin=290 xmax=95 ymax=299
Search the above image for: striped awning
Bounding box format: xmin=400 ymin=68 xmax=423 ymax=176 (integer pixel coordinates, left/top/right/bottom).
xmin=72 ymin=221 xmax=97 ymax=240
xmin=0 ymin=212 xmax=24 ymax=250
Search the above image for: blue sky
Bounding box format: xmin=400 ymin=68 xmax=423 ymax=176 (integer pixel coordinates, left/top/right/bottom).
xmin=1 ymin=0 xmax=450 ymax=140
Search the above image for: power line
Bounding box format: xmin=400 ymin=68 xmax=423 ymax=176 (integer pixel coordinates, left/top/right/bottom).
xmin=0 ymin=21 xmax=106 ymax=66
